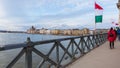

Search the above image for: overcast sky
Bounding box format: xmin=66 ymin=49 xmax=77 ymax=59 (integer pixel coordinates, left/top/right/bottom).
xmin=0 ymin=0 xmax=119 ymax=31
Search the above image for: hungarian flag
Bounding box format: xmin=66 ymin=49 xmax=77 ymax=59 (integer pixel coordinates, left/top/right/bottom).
xmin=95 ymin=2 xmax=103 ymax=23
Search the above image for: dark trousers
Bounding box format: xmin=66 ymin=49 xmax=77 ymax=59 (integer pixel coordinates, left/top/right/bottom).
xmin=118 ymin=35 xmax=120 ymax=41
xmin=110 ymin=42 xmax=114 ymax=49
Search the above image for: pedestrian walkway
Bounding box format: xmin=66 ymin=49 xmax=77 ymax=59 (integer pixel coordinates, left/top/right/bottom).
xmin=67 ymin=41 xmax=120 ymax=68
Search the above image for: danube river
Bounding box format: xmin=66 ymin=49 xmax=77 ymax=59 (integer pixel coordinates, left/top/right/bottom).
xmin=0 ymin=33 xmax=74 ymax=68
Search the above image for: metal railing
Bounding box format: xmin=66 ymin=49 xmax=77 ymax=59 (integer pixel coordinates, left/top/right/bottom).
xmin=0 ymin=33 xmax=107 ymax=68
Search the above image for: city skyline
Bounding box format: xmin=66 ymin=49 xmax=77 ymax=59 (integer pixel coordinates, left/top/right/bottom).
xmin=0 ymin=0 xmax=119 ymax=31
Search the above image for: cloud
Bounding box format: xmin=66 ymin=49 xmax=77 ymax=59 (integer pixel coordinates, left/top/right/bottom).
xmin=0 ymin=17 xmax=25 ymax=31
xmin=0 ymin=0 xmax=119 ymax=31
xmin=0 ymin=1 xmax=7 ymax=17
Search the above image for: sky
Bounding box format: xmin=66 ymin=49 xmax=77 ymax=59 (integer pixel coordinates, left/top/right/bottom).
xmin=0 ymin=0 xmax=119 ymax=31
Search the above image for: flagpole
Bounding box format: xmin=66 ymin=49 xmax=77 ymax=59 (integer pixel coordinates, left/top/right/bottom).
xmin=95 ymin=20 xmax=96 ymax=34
xmin=95 ymin=1 xmax=103 ymax=34
xmin=95 ymin=1 xmax=96 ymax=34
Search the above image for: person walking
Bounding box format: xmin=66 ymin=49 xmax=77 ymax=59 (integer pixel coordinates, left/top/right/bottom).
xmin=107 ymin=27 xmax=116 ymax=49
xmin=117 ymin=28 xmax=120 ymax=41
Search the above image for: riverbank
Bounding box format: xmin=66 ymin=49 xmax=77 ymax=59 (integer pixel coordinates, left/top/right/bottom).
xmin=0 ymin=30 xmax=26 ymax=33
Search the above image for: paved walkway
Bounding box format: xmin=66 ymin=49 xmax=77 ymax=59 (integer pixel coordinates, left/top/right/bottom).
xmin=67 ymin=41 xmax=120 ymax=68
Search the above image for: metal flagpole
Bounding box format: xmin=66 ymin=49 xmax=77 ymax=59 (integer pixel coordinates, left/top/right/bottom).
xmin=95 ymin=1 xmax=96 ymax=34
xmin=95 ymin=22 xmax=96 ymax=34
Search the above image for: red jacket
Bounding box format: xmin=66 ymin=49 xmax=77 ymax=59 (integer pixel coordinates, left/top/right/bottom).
xmin=107 ymin=30 xmax=116 ymax=42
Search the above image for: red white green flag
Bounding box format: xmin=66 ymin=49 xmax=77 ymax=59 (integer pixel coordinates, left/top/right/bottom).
xmin=95 ymin=2 xmax=103 ymax=23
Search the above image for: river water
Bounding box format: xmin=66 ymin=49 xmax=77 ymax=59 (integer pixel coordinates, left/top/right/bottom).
xmin=0 ymin=33 xmax=74 ymax=68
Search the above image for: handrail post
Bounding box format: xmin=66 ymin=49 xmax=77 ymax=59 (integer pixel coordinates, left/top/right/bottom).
xmin=71 ymin=39 xmax=74 ymax=58
xmin=25 ymin=37 xmax=33 ymax=68
xmin=56 ymin=41 xmax=60 ymax=68
xmin=81 ymin=36 xmax=84 ymax=54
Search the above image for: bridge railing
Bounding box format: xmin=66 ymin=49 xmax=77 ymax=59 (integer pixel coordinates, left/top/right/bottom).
xmin=0 ymin=33 xmax=107 ymax=68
